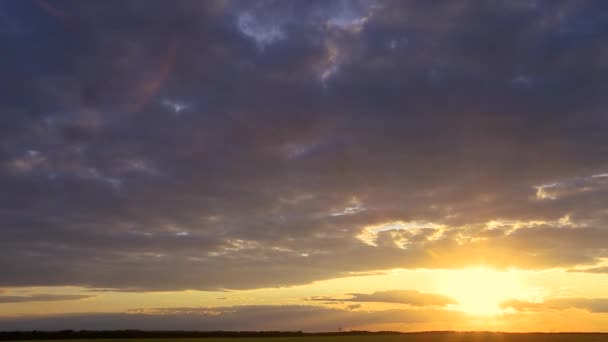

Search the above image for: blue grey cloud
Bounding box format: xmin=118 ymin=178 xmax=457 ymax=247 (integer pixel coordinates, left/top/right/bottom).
xmin=0 ymin=0 xmax=607 ymax=291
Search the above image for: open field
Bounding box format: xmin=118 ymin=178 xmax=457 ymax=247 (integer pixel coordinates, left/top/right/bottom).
xmin=5 ymin=334 xmax=608 ymax=342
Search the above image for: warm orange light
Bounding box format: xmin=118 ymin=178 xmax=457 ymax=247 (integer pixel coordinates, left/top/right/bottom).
xmin=438 ymin=267 xmax=525 ymax=315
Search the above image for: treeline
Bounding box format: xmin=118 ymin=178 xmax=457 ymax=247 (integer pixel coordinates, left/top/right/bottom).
xmin=0 ymin=330 xmax=403 ymax=341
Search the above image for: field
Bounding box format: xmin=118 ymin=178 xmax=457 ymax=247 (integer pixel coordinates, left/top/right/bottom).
xmin=7 ymin=334 xmax=608 ymax=342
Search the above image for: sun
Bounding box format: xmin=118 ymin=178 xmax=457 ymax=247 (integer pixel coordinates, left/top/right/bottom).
xmin=438 ymin=267 xmax=524 ymax=315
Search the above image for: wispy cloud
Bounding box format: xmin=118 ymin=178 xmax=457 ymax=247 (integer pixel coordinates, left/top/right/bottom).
xmin=0 ymin=294 xmax=94 ymax=304
xmin=308 ymin=290 xmax=456 ymax=307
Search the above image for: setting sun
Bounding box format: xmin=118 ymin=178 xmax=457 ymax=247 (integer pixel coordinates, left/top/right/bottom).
xmin=2 ymin=0 xmax=608 ymax=335
xmin=439 ymin=268 xmax=525 ymax=315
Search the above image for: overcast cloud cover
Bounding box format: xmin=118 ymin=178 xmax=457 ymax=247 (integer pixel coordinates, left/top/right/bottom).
xmin=1 ymin=0 xmax=608 ymax=307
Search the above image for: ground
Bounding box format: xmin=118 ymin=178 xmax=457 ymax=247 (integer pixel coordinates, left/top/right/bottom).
xmin=6 ymin=333 xmax=608 ymax=342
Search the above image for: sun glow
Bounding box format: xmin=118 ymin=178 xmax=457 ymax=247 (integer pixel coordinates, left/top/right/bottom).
xmin=438 ymin=267 xmax=525 ymax=315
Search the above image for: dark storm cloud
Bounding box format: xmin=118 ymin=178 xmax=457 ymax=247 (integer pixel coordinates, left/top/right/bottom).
xmin=1 ymin=0 xmax=608 ymax=291
xmin=502 ymin=298 xmax=608 ymax=313
xmin=0 ymin=305 xmax=464 ymax=331
xmin=308 ymin=290 xmax=457 ymax=306
xmin=0 ymin=294 xmax=94 ymax=304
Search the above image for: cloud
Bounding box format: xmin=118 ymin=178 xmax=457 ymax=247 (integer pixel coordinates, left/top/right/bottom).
xmin=0 ymin=294 xmax=94 ymax=304
xmin=237 ymin=11 xmax=286 ymax=50
xmin=1 ymin=0 xmax=608 ymax=292
xmin=502 ymin=298 xmax=608 ymax=313
xmin=5 ymin=150 xmax=47 ymax=173
xmin=309 ymin=290 xmax=456 ymax=307
xmin=534 ymin=173 xmax=608 ymax=200
xmin=569 ymin=266 xmax=608 ymax=274
xmin=0 ymin=305 xmax=464 ymax=331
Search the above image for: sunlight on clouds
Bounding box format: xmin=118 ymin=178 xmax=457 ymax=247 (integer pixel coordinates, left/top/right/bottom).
xmin=357 ymin=216 xmax=583 ymax=249
xmin=4 ymin=268 xmax=608 ymax=333
xmin=329 ymin=196 xmax=365 ymax=217
xmin=535 ymin=182 xmax=561 ymax=200
xmin=438 ymin=267 xmax=530 ymax=315
xmin=317 ymin=2 xmax=380 ymax=87
xmin=485 ymin=215 xmax=578 ymax=234
xmin=319 ymin=42 xmax=342 ymax=87
xmin=324 ymin=0 xmax=380 ymax=34
xmin=356 ymin=221 xmax=444 ymax=247
xmin=534 ymin=172 xmax=608 ymax=200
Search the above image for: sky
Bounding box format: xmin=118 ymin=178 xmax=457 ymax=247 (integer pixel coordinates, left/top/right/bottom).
xmin=1 ymin=0 xmax=608 ymax=332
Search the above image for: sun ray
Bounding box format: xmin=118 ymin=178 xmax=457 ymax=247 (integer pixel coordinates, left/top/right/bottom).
xmin=438 ymin=267 xmax=526 ymax=315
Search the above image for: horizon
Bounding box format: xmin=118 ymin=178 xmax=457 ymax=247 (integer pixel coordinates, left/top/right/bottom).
xmin=2 ymin=329 xmax=608 ymax=334
xmin=1 ymin=0 xmax=608 ymax=333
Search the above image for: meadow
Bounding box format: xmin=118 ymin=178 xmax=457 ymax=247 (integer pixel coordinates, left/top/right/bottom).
xmin=7 ymin=334 xmax=608 ymax=342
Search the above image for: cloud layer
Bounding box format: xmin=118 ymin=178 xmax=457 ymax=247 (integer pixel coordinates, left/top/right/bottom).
xmin=502 ymin=298 xmax=608 ymax=313
xmin=0 ymin=305 xmax=464 ymax=331
xmin=0 ymin=294 xmax=94 ymax=304
xmin=309 ymin=290 xmax=456 ymax=307
xmin=0 ymin=0 xmax=608 ymax=291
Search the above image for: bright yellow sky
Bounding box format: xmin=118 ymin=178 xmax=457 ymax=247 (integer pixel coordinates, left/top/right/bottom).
xmin=2 ymin=267 xmax=608 ymax=332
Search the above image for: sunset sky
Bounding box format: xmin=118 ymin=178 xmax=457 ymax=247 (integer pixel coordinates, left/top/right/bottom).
xmin=1 ymin=0 xmax=608 ymax=332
